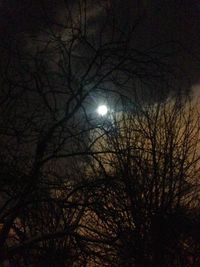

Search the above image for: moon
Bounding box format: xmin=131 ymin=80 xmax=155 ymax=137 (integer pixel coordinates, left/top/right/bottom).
xmin=97 ymin=105 xmax=108 ymax=116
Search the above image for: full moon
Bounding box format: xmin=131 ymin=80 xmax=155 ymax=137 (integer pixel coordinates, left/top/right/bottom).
xmin=97 ymin=105 xmax=108 ymax=116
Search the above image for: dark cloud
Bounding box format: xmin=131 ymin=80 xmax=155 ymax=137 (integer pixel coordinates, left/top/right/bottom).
xmin=0 ymin=0 xmax=199 ymax=87
xmin=0 ymin=1 xmax=60 ymax=36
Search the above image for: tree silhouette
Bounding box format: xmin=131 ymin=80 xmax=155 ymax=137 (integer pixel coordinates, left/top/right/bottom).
xmin=0 ymin=1 xmax=198 ymax=266
xmin=84 ymin=98 xmax=200 ymax=266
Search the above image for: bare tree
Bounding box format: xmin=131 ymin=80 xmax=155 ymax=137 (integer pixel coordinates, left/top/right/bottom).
xmin=84 ymin=97 xmax=200 ymax=267
xmin=0 ymin=1 xmax=195 ymax=266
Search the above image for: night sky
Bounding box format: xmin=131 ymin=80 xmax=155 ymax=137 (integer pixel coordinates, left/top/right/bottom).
xmin=0 ymin=0 xmax=199 ymax=92
xmin=0 ymin=2 xmax=199 ymax=265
